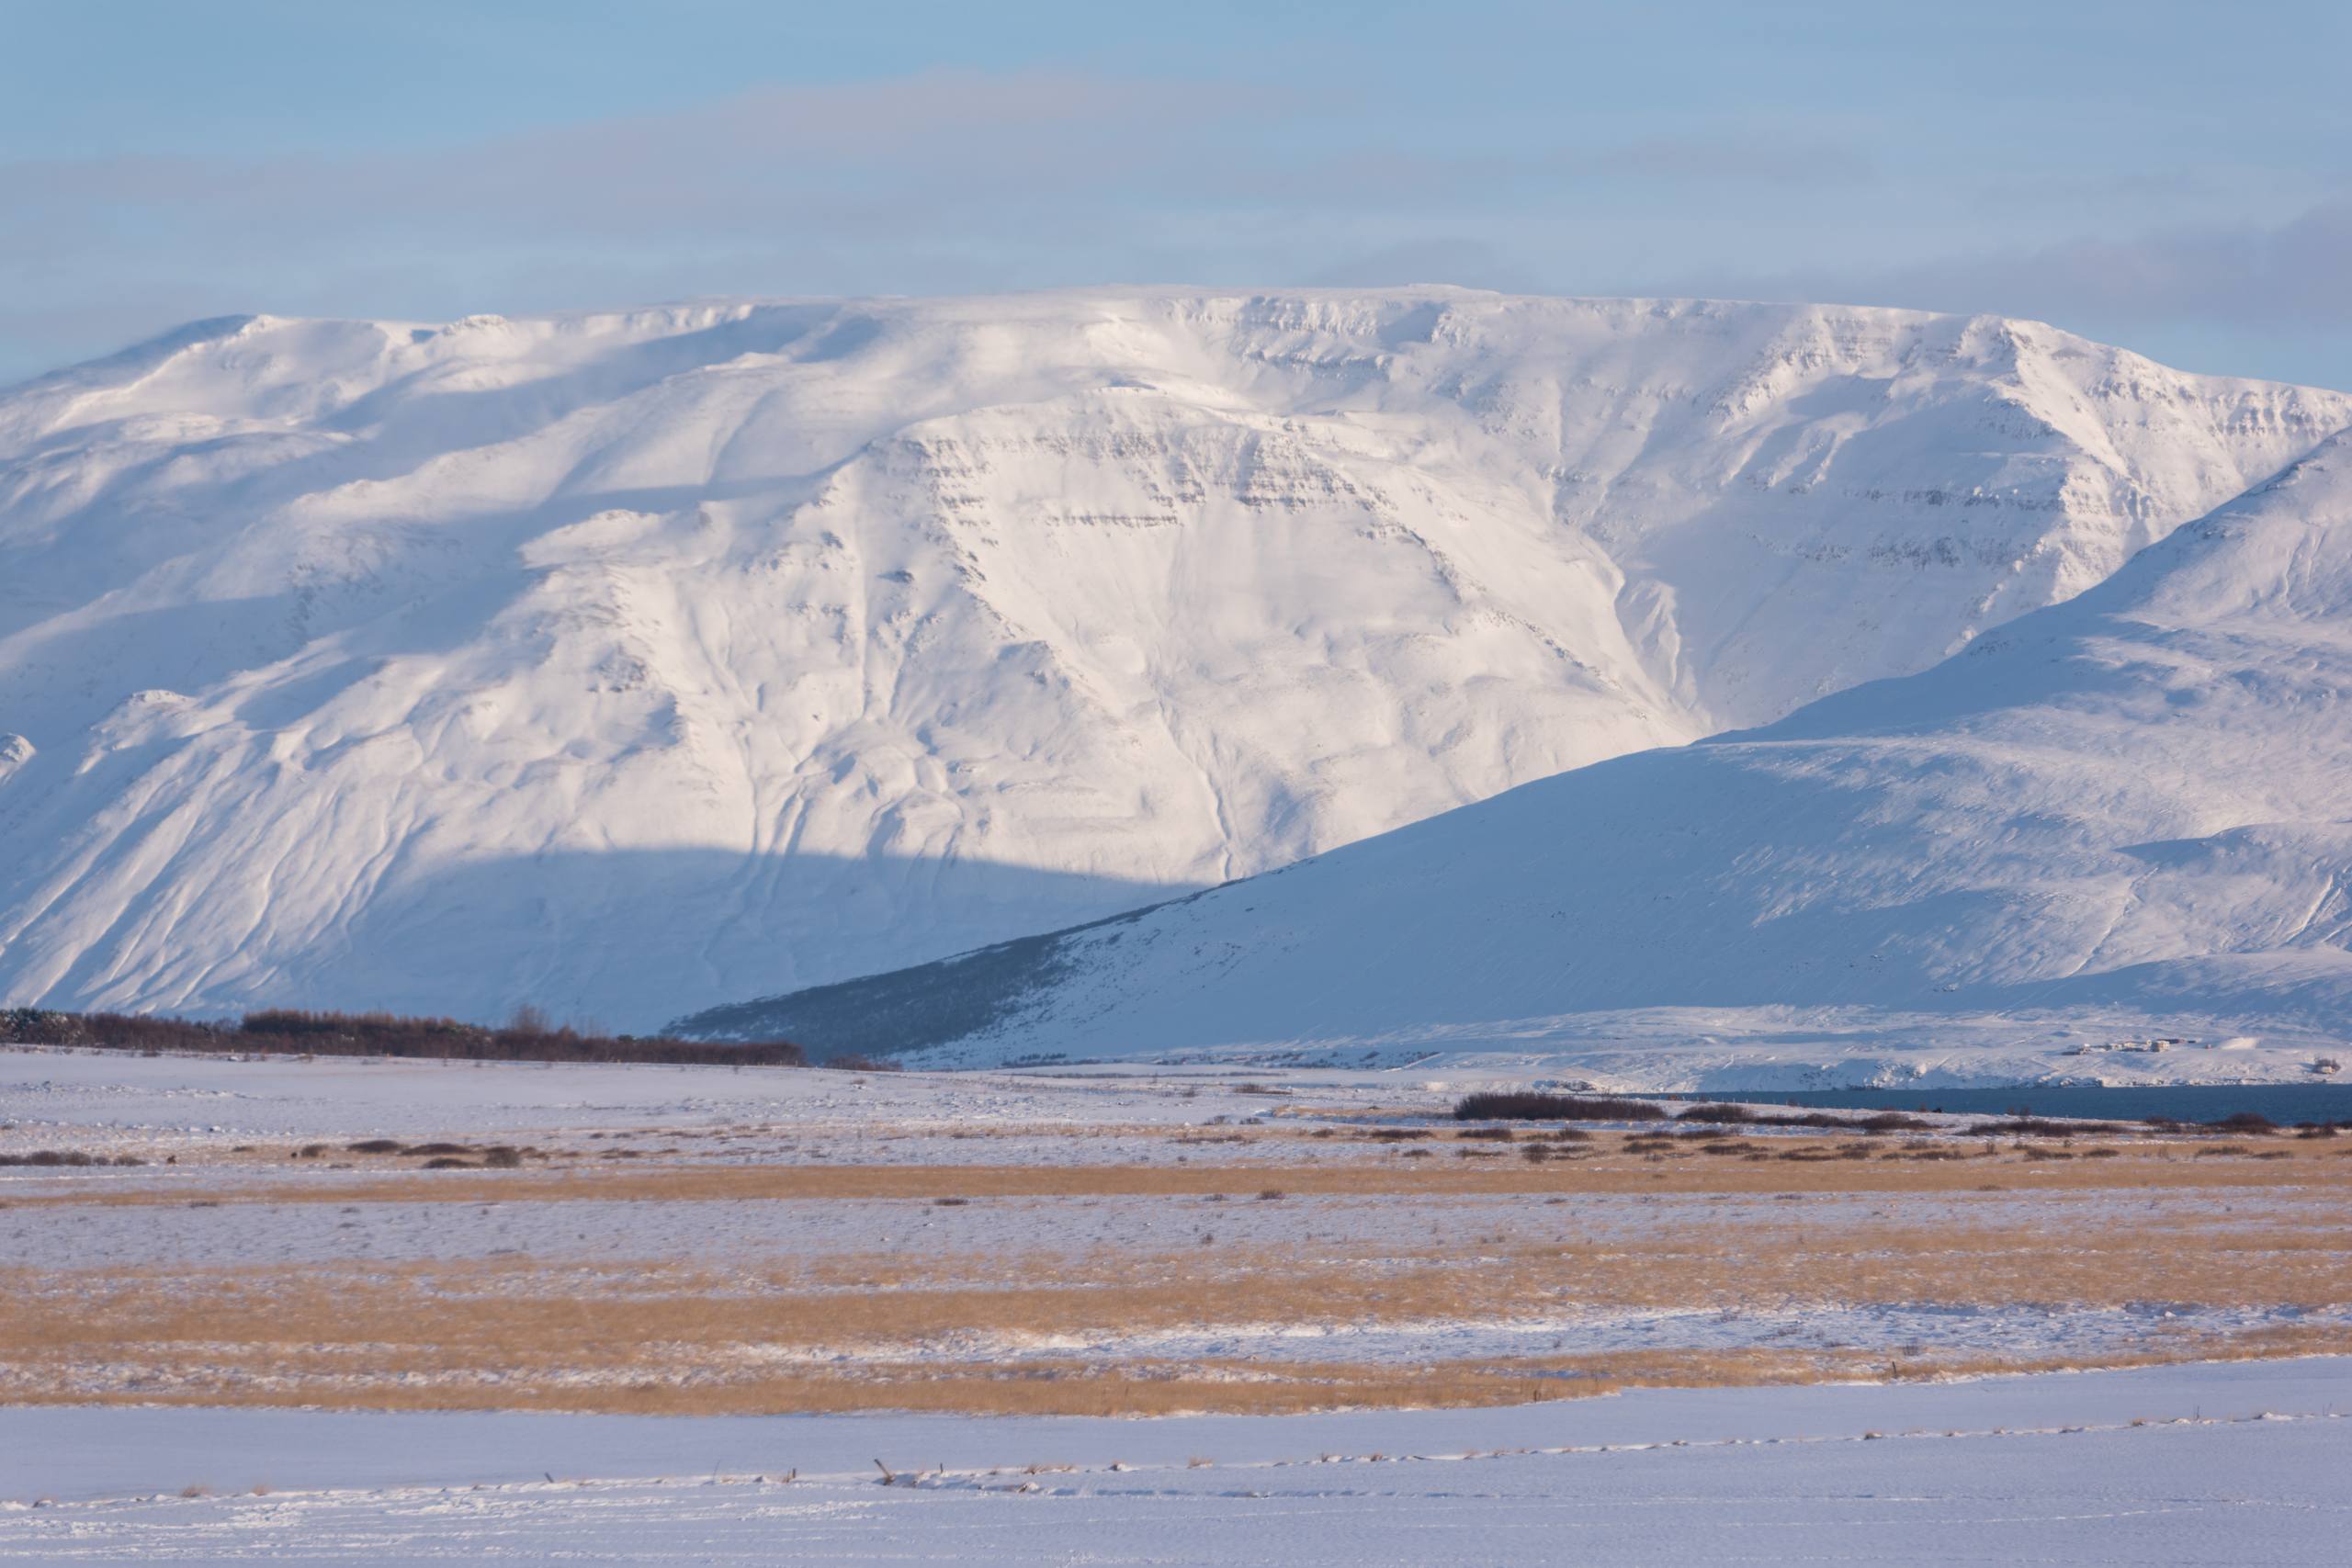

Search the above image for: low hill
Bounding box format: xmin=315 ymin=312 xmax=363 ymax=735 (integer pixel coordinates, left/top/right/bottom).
xmin=678 ymin=428 xmax=2352 ymax=1088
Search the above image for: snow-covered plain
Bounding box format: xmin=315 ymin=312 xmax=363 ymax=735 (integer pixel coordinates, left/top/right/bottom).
xmin=5 ymin=290 xmax=2346 ymax=1037
xmin=5 ymin=1361 xmax=2348 ymax=1564
xmin=8 ymin=1044 xmax=2347 ymax=1406
xmin=707 ymin=428 xmax=2352 ymax=1083
xmin=6 ymin=1049 xmax=2346 ymax=1560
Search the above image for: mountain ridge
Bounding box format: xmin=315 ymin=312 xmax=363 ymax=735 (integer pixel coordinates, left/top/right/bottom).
xmin=4 ymin=288 xmax=2346 ymax=1029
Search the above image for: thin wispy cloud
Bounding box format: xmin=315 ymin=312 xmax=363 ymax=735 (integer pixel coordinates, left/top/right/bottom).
xmin=1675 ymin=197 xmax=2352 ymax=387
xmin=1879 ymin=201 xmax=2352 ymax=330
xmin=3 ymin=0 xmax=2346 ymax=390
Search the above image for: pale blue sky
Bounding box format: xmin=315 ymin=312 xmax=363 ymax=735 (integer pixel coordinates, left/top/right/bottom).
xmin=5 ymin=0 xmax=2346 ymax=386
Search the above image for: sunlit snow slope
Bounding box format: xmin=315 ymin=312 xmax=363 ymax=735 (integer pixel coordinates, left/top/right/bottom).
xmin=687 ymin=428 xmax=2352 ymax=1084
xmin=4 ymin=290 xmax=2346 ymax=1029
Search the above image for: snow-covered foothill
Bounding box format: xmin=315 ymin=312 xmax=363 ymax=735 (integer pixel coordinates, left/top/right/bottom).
xmin=697 ymin=428 xmax=2352 ymax=1080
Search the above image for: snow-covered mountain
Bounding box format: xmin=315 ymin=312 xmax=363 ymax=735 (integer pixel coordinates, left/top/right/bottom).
xmin=684 ymin=426 xmax=2352 ymax=1085
xmin=4 ymin=289 xmax=2347 ymax=1031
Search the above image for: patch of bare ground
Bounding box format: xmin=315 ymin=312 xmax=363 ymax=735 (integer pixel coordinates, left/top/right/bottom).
xmin=20 ymin=1134 xmax=2352 ymax=1207
xmin=6 ymin=1198 xmax=2345 ymax=1415
xmin=13 ymin=1120 xmax=2344 ymax=1417
xmin=10 ymin=1335 xmax=2351 ymax=1419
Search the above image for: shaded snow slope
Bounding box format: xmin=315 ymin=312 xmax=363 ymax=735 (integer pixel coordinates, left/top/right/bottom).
xmin=4 ymin=290 xmax=2346 ymax=1028
xmin=686 ymin=427 xmax=2352 ymax=1081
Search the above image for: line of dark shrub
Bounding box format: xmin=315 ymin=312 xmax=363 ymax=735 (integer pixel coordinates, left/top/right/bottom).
xmin=0 ymin=1005 xmax=813 ymax=1068
xmin=1677 ymin=1102 xmax=1931 ymax=1133
xmin=0 ymin=1149 xmax=144 ymax=1167
xmin=2142 ymin=1111 xmax=2352 ymax=1135
xmin=1453 ymin=1092 xmax=1668 ymax=1122
xmin=1966 ymin=1115 xmax=2134 ymax=1136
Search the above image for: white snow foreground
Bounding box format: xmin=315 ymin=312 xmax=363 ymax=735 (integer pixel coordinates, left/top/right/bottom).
xmin=5 ymin=1361 xmax=2346 ymax=1564
xmin=3 ymin=290 xmax=2346 ymax=1031
xmin=696 ymin=428 xmax=2352 ymax=1084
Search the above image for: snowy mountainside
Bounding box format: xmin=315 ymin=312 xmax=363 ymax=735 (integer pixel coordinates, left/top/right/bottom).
xmin=2 ymin=289 xmax=2346 ymax=1029
xmin=684 ymin=426 xmax=2352 ymax=1084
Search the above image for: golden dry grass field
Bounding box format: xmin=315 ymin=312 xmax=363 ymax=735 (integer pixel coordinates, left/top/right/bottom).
xmin=8 ymin=1100 xmax=2348 ymax=1416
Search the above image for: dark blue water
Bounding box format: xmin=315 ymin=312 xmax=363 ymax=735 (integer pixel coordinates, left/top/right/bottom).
xmin=1665 ymin=1084 xmax=2350 ymax=1123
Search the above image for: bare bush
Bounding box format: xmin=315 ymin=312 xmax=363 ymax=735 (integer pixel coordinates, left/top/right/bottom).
xmin=1965 ymin=1116 xmax=2127 ymax=1137
xmin=1680 ymin=1104 xmax=1931 ymax=1133
xmin=0 ymin=1149 xmax=142 ymax=1167
xmin=1453 ymin=1092 xmax=1666 ymax=1122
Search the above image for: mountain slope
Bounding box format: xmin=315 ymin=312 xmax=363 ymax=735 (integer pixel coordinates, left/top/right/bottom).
xmin=683 ymin=427 xmax=2352 ymax=1085
xmin=3 ymin=290 xmax=2346 ymax=1029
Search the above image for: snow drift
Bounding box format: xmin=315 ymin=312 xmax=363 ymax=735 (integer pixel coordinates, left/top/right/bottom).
xmin=3 ymin=289 xmax=2346 ymax=1030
